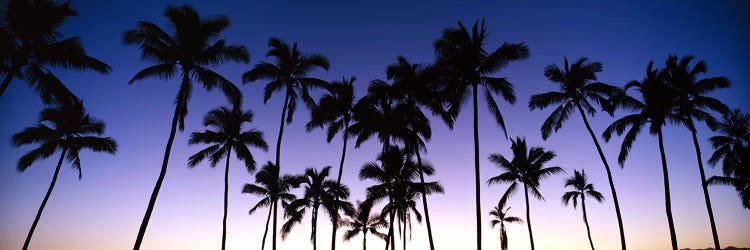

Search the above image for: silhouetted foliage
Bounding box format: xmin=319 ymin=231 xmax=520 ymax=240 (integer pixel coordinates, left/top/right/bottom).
xmin=562 ymin=169 xmax=604 ymax=250
xmin=243 ymin=162 xmax=298 ymax=250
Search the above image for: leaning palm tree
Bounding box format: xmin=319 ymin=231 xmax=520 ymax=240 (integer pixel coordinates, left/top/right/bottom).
xmin=561 ymin=169 xmax=604 ymax=250
xmin=0 ymin=0 xmax=111 ymax=103
xmin=489 ymin=191 xmax=523 ymax=250
xmin=433 ymin=19 xmax=529 ymax=249
xmin=340 ymin=201 xmax=389 ymax=250
xmin=282 ymin=166 xmax=354 ymax=250
xmin=243 ymin=162 xmax=298 ymax=250
xmin=528 ymin=57 xmax=626 ymax=249
xmin=123 ymin=5 xmax=249 ymax=249
xmin=707 ymin=109 xmax=750 ymax=210
xmin=306 ymin=76 xmax=358 ymax=250
xmin=487 ymin=137 xmax=564 ymax=250
xmin=603 ymin=61 xmax=682 ymax=250
xmin=243 ymin=38 xmax=329 ymax=172
xmin=12 ymin=100 xmax=117 ymax=250
xmin=187 ymin=106 xmax=268 ymax=250
xmin=663 ymin=55 xmax=729 ymax=249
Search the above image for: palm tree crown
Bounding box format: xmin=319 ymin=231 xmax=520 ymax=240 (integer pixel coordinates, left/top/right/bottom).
xmin=1 ymin=0 xmax=111 ymax=103
xmin=708 ymin=109 xmax=750 ymax=210
xmin=242 ymin=161 xmax=298 ymax=250
xmin=561 ymin=169 xmax=604 ymax=208
xmin=489 ymin=195 xmax=523 ymax=250
xmin=339 ymin=201 xmax=388 ymax=250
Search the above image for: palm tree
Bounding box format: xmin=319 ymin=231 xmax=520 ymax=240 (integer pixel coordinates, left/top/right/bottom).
xmin=242 ymin=162 xmax=298 ymax=250
xmin=433 ymin=19 xmax=529 ymax=249
xmin=663 ymin=55 xmax=730 ymax=249
xmin=528 ymin=57 xmax=626 ymax=249
xmin=487 ymin=137 xmax=564 ymax=250
xmin=603 ymin=61 xmax=683 ymax=250
xmin=561 ymin=169 xmax=604 ymax=250
xmin=12 ymin=99 xmax=117 ymax=250
xmin=282 ymin=166 xmax=354 ymax=250
xmin=339 ymin=201 xmax=389 ymax=250
xmin=306 ymin=76 xmax=358 ymax=250
xmin=187 ymin=106 xmax=268 ymax=250
xmin=489 ymin=192 xmax=523 ymax=250
xmin=243 ymin=38 xmax=329 ymax=172
xmin=707 ymin=109 xmax=750 ymax=210
xmin=0 ymin=0 xmax=111 ymax=103
xmin=123 ymin=5 xmax=249 ymax=249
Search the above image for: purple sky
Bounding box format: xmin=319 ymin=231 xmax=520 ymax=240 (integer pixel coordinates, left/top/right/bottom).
xmin=1 ymin=1 xmax=749 ymax=249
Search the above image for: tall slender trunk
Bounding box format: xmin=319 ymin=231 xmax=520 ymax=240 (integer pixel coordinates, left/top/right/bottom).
xmin=576 ymin=104 xmax=626 ymax=250
xmin=363 ymin=230 xmax=367 ymax=250
xmin=313 ymin=205 xmax=319 ymax=250
xmin=134 ymin=83 xmax=185 ymax=249
xmin=523 ymin=183 xmax=535 ymax=250
xmin=0 ymin=72 xmax=13 ymax=97
xmin=581 ymin=195 xmax=595 ymax=250
xmin=687 ymin=119 xmax=720 ymax=250
xmin=221 ymin=148 xmax=232 ymax=250
xmin=414 ymin=150 xmax=435 ymax=250
xmin=261 ymin=204 xmax=272 ymax=250
xmin=402 ymin=214 xmax=407 ymax=250
xmin=500 ymin=224 xmax=507 ymax=250
xmin=472 ymin=84 xmax=482 ymax=250
xmin=657 ymin=131 xmax=678 ymax=250
xmin=273 ymin=200 xmax=278 ymax=250
xmin=331 ymin=122 xmax=350 ymax=250
xmin=22 ymin=149 xmax=67 ymax=250
xmin=276 ymin=90 xmax=291 ymax=167
xmin=387 ymin=205 xmax=396 ymax=250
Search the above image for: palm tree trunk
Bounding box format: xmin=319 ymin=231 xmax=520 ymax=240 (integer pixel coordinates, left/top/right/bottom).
xmin=22 ymin=149 xmax=67 ymax=250
xmin=472 ymin=83 xmax=482 ymax=250
xmin=275 ymin=90 xmax=291 ymax=167
xmin=387 ymin=206 xmax=396 ymax=250
xmin=523 ymin=184 xmax=535 ymax=250
xmin=414 ymin=150 xmax=435 ymax=250
xmin=273 ymin=200 xmax=278 ymax=250
xmin=133 ymin=92 xmax=183 ymax=249
xmin=313 ymin=205 xmax=319 ymax=250
xmin=261 ymin=204 xmax=272 ymax=250
xmin=221 ymin=148 xmax=231 ymax=250
xmin=657 ymin=131 xmax=678 ymax=250
xmin=0 ymin=72 xmax=13 ymax=97
xmin=402 ymin=215 xmax=407 ymax=250
xmin=687 ymin=119 xmax=720 ymax=250
xmin=581 ymin=196 xmax=595 ymax=250
xmin=575 ymin=104 xmax=626 ymax=250
xmin=363 ymin=231 xmax=367 ymax=250
xmin=500 ymin=224 xmax=507 ymax=250
xmin=331 ymin=123 xmax=350 ymax=250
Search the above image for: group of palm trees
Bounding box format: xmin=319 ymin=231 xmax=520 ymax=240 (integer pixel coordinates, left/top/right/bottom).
xmin=2 ymin=1 xmax=748 ymax=250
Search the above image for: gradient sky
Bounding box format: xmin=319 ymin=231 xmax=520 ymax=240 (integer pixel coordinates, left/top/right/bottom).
xmin=1 ymin=1 xmax=749 ymax=250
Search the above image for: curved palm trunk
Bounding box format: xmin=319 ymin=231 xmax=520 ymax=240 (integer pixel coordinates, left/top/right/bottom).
xmin=273 ymin=200 xmax=278 ymax=250
xmin=581 ymin=195 xmax=595 ymax=250
xmin=657 ymin=131 xmax=678 ymax=250
xmin=0 ymin=72 xmax=13 ymax=97
xmin=414 ymin=150 xmax=435 ymax=250
xmin=687 ymin=120 xmax=720 ymax=250
xmin=472 ymin=84 xmax=482 ymax=250
xmin=221 ymin=148 xmax=232 ymax=250
xmin=331 ymin=123 xmax=350 ymax=250
xmin=576 ymin=104 xmax=627 ymax=250
xmin=134 ymin=85 xmax=185 ymax=249
xmin=523 ymin=184 xmax=535 ymax=250
xmin=22 ymin=148 xmax=67 ymax=250
xmin=276 ymin=90 xmax=291 ymax=167
xmin=261 ymin=204 xmax=272 ymax=250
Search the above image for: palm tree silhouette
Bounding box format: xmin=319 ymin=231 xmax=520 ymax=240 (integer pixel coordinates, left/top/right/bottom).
xmin=243 ymin=38 xmax=329 ymax=172
xmin=12 ymin=99 xmax=117 ymax=250
xmin=561 ymin=169 xmax=604 ymax=250
xmin=306 ymin=76 xmax=358 ymax=250
xmin=282 ymin=166 xmax=354 ymax=250
xmin=433 ymin=19 xmax=529 ymax=249
xmin=663 ymin=55 xmax=730 ymax=249
xmin=243 ymin=162 xmax=298 ymax=250
xmin=603 ymin=61 xmax=683 ymax=250
xmin=487 ymin=137 xmax=564 ymax=250
xmin=187 ymin=105 xmax=268 ymax=250
xmin=528 ymin=57 xmax=626 ymax=249
xmin=360 ymin=146 xmax=443 ymax=250
xmin=707 ymin=109 xmax=750 ymax=210
xmin=339 ymin=200 xmax=388 ymax=250
xmin=0 ymin=0 xmax=111 ymax=103
xmin=489 ymin=191 xmax=523 ymax=250
xmin=123 ymin=5 xmax=249 ymax=249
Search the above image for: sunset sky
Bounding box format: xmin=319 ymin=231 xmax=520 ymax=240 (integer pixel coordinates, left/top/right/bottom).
xmin=1 ymin=1 xmax=749 ymax=250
